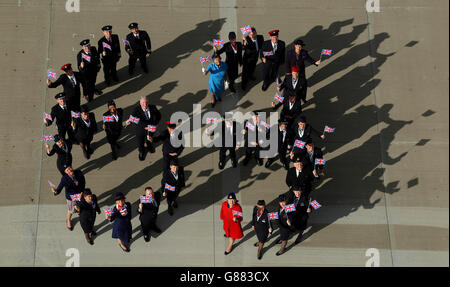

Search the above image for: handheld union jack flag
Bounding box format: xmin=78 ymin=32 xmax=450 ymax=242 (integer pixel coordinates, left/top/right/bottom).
xmin=103 ymin=115 xmax=115 ymax=123
xmin=165 ymin=183 xmax=176 ymax=192
xmin=274 ymin=92 xmax=284 ymax=103
xmin=104 ymin=208 xmax=113 ymax=217
xmin=240 ymin=25 xmax=251 ymax=35
xmin=119 ymin=206 xmax=128 ymax=216
xmin=206 ymin=117 xmax=219 ymax=125
xmin=260 ymin=121 xmax=271 ymax=130
xmin=245 ymin=122 xmax=255 ymax=131
xmin=44 ymin=113 xmax=52 ymax=121
xmin=285 ymin=204 xmax=296 ymax=213
xmin=324 ymin=125 xmax=335 ymax=133
xmin=145 ymin=125 xmax=157 ymax=133
xmin=213 ymin=39 xmax=224 ymax=47
xmin=232 ymin=210 xmax=243 ymax=217
xmin=122 ymin=39 xmax=130 ymax=46
xmin=71 ymin=111 xmax=80 ymax=119
xmin=140 ymin=195 xmax=153 ymax=204
xmin=321 ymin=49 xmax=332 ymax=56
xmin=315 ymin=158 xmax=326 ymax=165
xmin=268 ymin=212 xmax=279 ymax=220
xmin=294 ymin=140 xmax=306 ymax=149
xmin=200 ymin=56 xmax=211 ymax=64
xmin=82 ymin=53 xmax=91 ymax=62
xmin=70 ymin=193 xmax=81 ymax=201
xmin=310 ymin=200 xmax=322 ymax=210
xmin=43 ymin=135 xmax=55 ymax=142
xmin=128 ymin=115 xmax=140 ymax=124
xmin=102 ymin=42 xmax=112 ymax=50
xmin=263 ymin=51 xmax=274 ymax=57
xmin=47 ymin=70 xmax=57 ymax=79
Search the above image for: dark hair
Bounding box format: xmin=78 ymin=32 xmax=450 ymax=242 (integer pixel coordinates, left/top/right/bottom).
xmin=144 ymin=187 xmax=153 ymax=191
xmin=251 ymin=27 xmax=256 ymax=32
xmin=212 ymin=53 xmax=220 ymax=59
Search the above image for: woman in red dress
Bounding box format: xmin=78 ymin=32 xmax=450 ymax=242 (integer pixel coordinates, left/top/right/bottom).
xmin=220 ymin=192 xmax=244 ymax=255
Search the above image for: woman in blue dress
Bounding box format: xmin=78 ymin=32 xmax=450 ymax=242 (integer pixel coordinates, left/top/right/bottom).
xmin=105 ymin=192 xmax=132 ymax=252
xmin=203 ymin=53 xmax=229 ymax=107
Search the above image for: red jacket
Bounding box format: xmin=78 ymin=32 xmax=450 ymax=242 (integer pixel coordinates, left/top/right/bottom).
xmin=220 ymin=201 xmax=243 ymax=239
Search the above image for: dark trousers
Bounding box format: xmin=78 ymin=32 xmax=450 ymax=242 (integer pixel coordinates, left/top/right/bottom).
xmin=242 ymin=55 xmax=257 ymax=85
xmin=136 ymin=131 xmax=154 ymax=154
xmin=263 ymin=61 xmax=280 ymax=87
xmin=219 ymin=147 xmax=236 ymax=164
xmin=128 ymin=53 xmax=148 ymax=73
xmin=245 ymin=146 xmax=261 ymax=160
xmin=140 ymin=217 xmax=157 ymax=235
xmin=57 ymin=125 xmax=76 ymax=143
xmin=102 ymin=59 xmax=118 ymax=84
xmin=82 ymin=72 xmax=98 ymax=102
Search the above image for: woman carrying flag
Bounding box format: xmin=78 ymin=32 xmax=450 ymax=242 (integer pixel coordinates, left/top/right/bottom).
xmin=251 ymin=200 xmax=272 ymax=260
xmin=74 ymin=188 xmax=100 ymax=245
xmin=220 ymin=192 xmax=244 ymax=255
xmin=203 ymin=53 xmax=229 ymax=108
xmin=138 ymin=187 xmax=162 ymax=242
xmin=105 ymin=192 xmax=132 ymax=252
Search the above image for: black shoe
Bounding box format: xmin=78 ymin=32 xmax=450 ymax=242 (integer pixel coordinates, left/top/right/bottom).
xmin=218 ymin=96 xmax=222 ymax=102
xmin=218 ymin=161 xmax=225 ymax=170
xmin=283 ymin=162 xmax=289 ymax=170
xmin=257 ymin=253 xmax=262 ymax=260
xmin=229 ymin=85 xmax=236 ymax=93
xmin=83 ymin=150 xmax=89 ymax=160
xmin=91 ymin=231 xmax=97 ymax=237
xmin=88 ymin=239 xmax=94 ymax=245
xmin=262 ymin=85 xmax=268 ymax=91
xmin=254 ymin=242 xmax=258 ymax=247
xmin=173 ymin=201 xmax=178 ymax=209
xmin=211 ymin=102 xmax=216 ymax=108
xmin=257 ymin=159 xmax=263 ymax=166
xmin=144 ymin=235 xmax=150 ymax=242
xmin=276 ymin=250 xmax=285 ymax=256
xmin=265 ymin=159 xmax=273 ymax=168
xmin=224 ymin=250 xmax=231 ymax=255
xmin=139 ymin=152 xmax=145 ymax=161
xmin=242 ymin=157 xmax=250 ymax=166
xmin=148 ymin=145 xmax=155 ymax=153
xmin=168 ymin=205 xmax=174 ymax=216
xmin=152 ymin=226 xmax=162 ymax=233
xmin=112 ymin=151 xmax=118 ymax=160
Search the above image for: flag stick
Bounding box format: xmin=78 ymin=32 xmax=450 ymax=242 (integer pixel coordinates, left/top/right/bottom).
xmin=319 ymin=49 xmax=323 ymax=62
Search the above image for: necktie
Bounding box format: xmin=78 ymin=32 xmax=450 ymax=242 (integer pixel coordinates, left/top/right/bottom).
xmin=294 ymin=197 xmax=299 ymax=206
xmin=145 ymin=110 xmax=150 ymax=120
xmin=70 ymin=77 xmax=76 ymax=87
xmin=273 ymin=42 xmax=277 ymax=52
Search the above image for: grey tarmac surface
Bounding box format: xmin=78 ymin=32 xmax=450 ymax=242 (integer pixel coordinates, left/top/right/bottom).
xmin=0 ymin=0 xmax=447 ymax=266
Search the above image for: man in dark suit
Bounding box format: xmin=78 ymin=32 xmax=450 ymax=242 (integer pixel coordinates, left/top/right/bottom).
xmin=292 ymin=116 xmax=325 ymax=145
xmin=152 ymin=121 xmax=184 ymax=171
xmin=241 ymin=27 xmax=264 ymax=90
xmin=265 ymin=119 xmax=292 ymax=170
xmin=280 ymin=90 xmax=303 ymax=129
xmin=44 ymin=92 xmax=75 ymax=142
xmin=47 ymin=64 xmax=84 ymax=111
xmin=285 ymin=157 xmax=315 ymax=196
xmin=124 ymin=22 xmax=152 ymax=75
xmin=72 ymin=104 xmax=98 ymax=159
xmin=260 ymin=29 xmax=285 ymax=91
xmin=242 ymin=112 xmax=266 ymax=166
xmin=299 ymin=138 xmax=324 ymax=177
xmin=45 ymin=134 xmax=73 ymax=176
xmin=127 ymin=96 xmax=161 ymax=161
xmin=279 ymin=65 xmax=306 ymax=102
xmin=285 ymin=39 xmax=321 ymax=102
xmin=161 ymin=159 xmax=185 ymax=216
xmin=216 ymin=31 xmax=243 ymax=93
xmin=77 ymin=39 xmax=102 ymax=102
xmin=103 ymin=100 xmax=123 ymax=160
xmin=287 ymin=186 xmax=312 ymax=245
xmin=51 ymin=165 xmax=86 ymax=231
xmin=98 ymin=25 xmax=121 ymax=86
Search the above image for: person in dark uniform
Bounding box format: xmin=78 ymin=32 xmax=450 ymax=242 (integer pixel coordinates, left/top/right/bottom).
xmin=278 ymin=65 xmax=306 ymax=103
xmin=286 ymin=157 xmax=315 ymax=196
xmin=71 ymin=104 xmax=98 ymax=159
xmin=260 ymin=30 xmax=285 ymax=91
xmin=205 ymin=113 xmax=242 ymax=169
xmin=138 ymin=187 xmax=162 ymax=242
xmin=242 ymin=112 xmax=265 ymax=166
xmin=44 ymin=92 xmax=75 ymax=142
xmin=287 ymin=186 xmax=312 ymax=245
xmin=151 ymin=121 xmax=184 ymax=171
xmin=161 ymin=159 xmax=186 ymax=216
xmin=51 ymin=166 xmax=86 ymax=231
xmin=298 ymin=138 xmax=324 ymax=177
xmin=241 ymin=27 xmax=264 ymax=90
xmin=291 ymin=116 xmax=325 ymax=147
xmin=265 ymin=119 xmax=292 ymax=170
xmin=124 ymin=22 xmax=152 ymax=75
xmin=285 ymin=39 xmax=321 ymax=102
xmin=251 ymin=200 xmax=272 ymax=260
xmin=74 ymin=188 xmax=100 ymax=245
xmin=106 ymin=192 xmax=132 ymax=252
xmin=216 ymin=32 xmax=243 ymax=93
xmin=275 ymin=194 xmax=293 ymax=256
xmin=280 ymin=90 xmax=302 ymax=129
xmin=102 ymin=100 xmax=123 ymax=160
xmin=45 ymin=134 xmax=73 ymax=175
xmin=127 ymin=96 xmax=161 ymax=161
xmin=77 ymin=39 xmax=102 ymax=102
xmin=98 ymin=25 xmax=121 ymax=86
xmin=47 ymin=64 xmax=84 ymax=112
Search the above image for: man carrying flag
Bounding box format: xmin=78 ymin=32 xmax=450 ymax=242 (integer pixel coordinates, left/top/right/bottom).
xmin=299 ymin=138 xmax=324 ymax=177
xmin=285 ymin=39 xmax=321 ymax=102
xmin=98 ymin=25 xmax=121 ymax=86
xmin=125 ymin=22 xmax=152 ymax=75
xmin=77 ymin=39 xmax=102 ymax=102
xmin=44 ymin=92 xmax=75 ymax=142
xmin=288 ymin=185 xmax=312 ymax=245
xmin=45 ymin=134 xmax=73 ymax=175
xmin=242 ymin=27 xmax=264 ymax=90
xmin=47 ymin=63 xmax=84 ymax=112
xmin=161 ymin=159 xmax=185 ymax=216
xmin=265 ymin=119 xmax=292 ymax=170
xmin=260 ymin=29 xmax=285 ymax=91
xmin=286 ymin=156 xmax=316 ymax=196
xmin=103 ymin=100 xmax=123 ymax=160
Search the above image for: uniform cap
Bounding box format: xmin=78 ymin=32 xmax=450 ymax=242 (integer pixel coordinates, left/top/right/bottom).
xmin=102 ymin=25 xmax=112 ymax=31
xmin=257 ymin=200 xmax=266 ymax=206
xmin=278 ymin=194 xmax=287 ymax=202
xmin=107 ymin=100 xmax=116 ymax=107
xmin=115 ymin=192 xmax=125 ymax=201
xmin=268 ymin=30 xmax=279 ymax=36
xmin=291 ymin=65 xmax=300 ymax=73
xmin=227 ymin=193 xmax=236 ymax=200
xmin=128 ymin=22 xmax=138 ymax=29
xmin=60 ymin=63 xmax=72 ymax=71
xmin=83 ymin=188 xmax=92 ymax=195
xmin=294 ymin=39 xmax=305 ymax=46
xmin=298 ymin=116 xmax=307 ymax=123
xmin=228 ymin=31 xmax=236 ymax=40
xmin=80 ymin=104 xmax=89 ymax=113
xmin=80 ymin=39 xmax=90 ymax=46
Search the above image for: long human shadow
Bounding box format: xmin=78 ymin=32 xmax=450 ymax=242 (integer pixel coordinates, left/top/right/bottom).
xmin=86 ymin=18 xmax=226 ymax=112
